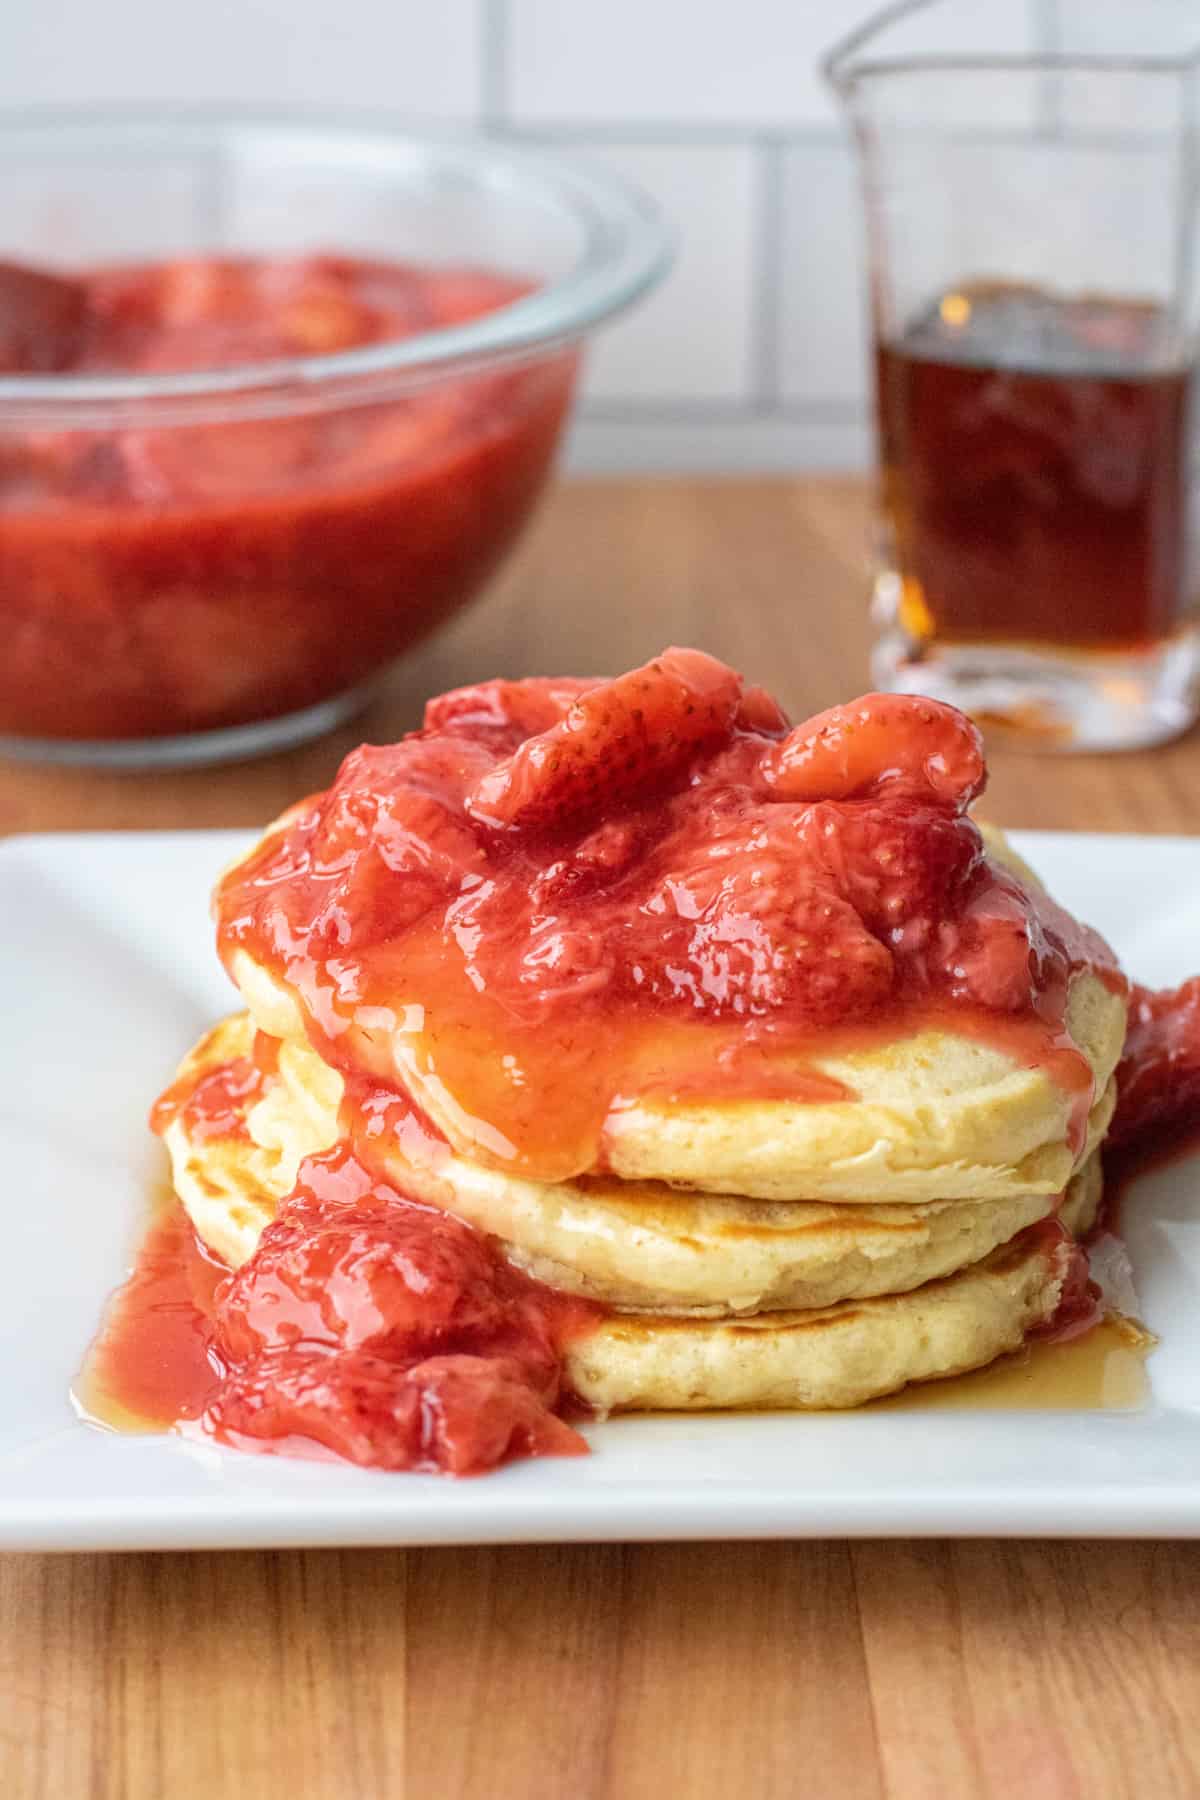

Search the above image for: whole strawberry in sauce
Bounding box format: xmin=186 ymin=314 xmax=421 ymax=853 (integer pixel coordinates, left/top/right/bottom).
xmin=465 ymin=648 xmax=744 ymax=832
xmin=758 ymin=692 xmax=986 ymax=808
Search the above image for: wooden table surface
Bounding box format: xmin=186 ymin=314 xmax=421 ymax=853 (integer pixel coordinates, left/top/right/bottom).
xmin=4 ymin=478 xmax=1200 ymax=1799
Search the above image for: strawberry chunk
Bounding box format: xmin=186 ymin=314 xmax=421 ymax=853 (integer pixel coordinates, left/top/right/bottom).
xmin=659 ymin=877 xmax=894 ymax=1021
xmin=795 ymin=801 xmax=983 ymax=938
xmin=424 ymin=675 xmax=599 ymax=740
xmin=929 ymin=871 xmax=1043 ymax=1012
xmin=760 ymin=693 xmax=985 ymax=811
xmin=423 ymin=269 xmax=531 ymax=328
xmin=465 ymin=648 xmax=743 ymax=833
xmin=736 ymin=683 xmax=791 ymax=736
xmin=205 ymin=1146 xmax=592 ymax=1473
xmin=639 ymin=828 xmax=895 ymax=1021
xmin=306 ymin=740 xmax=491 ymax=945
xmin=1110 ymin=978 xmax=1200 ymax=1150
xmin=154 ymin=257 xmax=258 ymax=328
xmin=207 ymin=1349 xmax=586 ymax=1475
xmin=0 ymin=260 xmax=87 ymax=372
xmin=216 ymin=1177 xmax=557 ymax=1367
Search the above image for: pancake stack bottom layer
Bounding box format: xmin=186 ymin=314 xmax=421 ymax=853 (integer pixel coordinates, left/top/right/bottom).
xmin=159 ymin=1011 xmax=1108 ymax=1414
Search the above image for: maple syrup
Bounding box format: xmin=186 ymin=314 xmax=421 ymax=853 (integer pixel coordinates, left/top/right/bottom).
xmin=875 ymin=284 xmax=1197 ymax=653
xmin=877 ymin=1314 xmax=1154 ymax=1414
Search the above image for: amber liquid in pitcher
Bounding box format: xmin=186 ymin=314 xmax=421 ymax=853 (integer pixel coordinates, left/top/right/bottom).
xmin=875 ymin=284 xmax=1197 ymax=653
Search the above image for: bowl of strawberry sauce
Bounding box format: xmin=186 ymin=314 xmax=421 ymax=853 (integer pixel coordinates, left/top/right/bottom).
xmin=0 ymin=114 xmax=668 ymax=765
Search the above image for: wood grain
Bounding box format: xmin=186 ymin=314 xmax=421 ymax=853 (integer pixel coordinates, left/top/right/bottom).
xmin=4 ymin=478 xmax=1200 ymax=1799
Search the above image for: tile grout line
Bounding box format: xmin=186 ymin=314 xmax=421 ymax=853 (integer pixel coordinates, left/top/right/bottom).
xmin=486 ymin=118 xmax=1153 ymax=154
xmin=480 ymin=0 xmax=509 ymax=129
xmin=1034 ymin=0 xmax=1063 ymax=139
xmin=750 ymin=134 xmax=786 ymax=413
xmin=579 ymin=398 xmax=867 ymax=426
xmin=496 ymin=120 xmax=848 ymax=147
xmin=475 ymin=118 xmax=1152 ymax=150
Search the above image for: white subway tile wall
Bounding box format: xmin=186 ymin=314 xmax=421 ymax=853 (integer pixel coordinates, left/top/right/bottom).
xmin=0 ymin=0 xmax=483 ymax=115
xmin=505 ymin=0 xmax=848 ymax=128
xmin=570 ymin=143 xmax=759 ymax=404
xmin=778 ymin=143 xmax=867 ymax=410
xmin=1 ymin=0 xmax=1060 ymax=472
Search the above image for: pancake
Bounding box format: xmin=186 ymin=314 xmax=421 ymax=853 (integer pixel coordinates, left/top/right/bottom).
xmin=158 ymin=1048 xmax=1086 ymax=1411
xmin=154 ymin=1015 xmax=338 ymax=1270
xmin=260 ymin=1013 xmax=1107 ymax=1311
xmin=602 ymin=986 xmax=1120 ymax=1204
xmin=507 ymin=1150 xmax=1100 ymax=1313
xmin=164 ymin=675 xmax=1132 ymax=1443
xmin=229 ymin=924 xmax=1121 ymax=1210
xmin=156 ymin=1016 xmax=1102 ymax=1415
xmin=567 ymin=1224 xmax=1081 ymax=1413
xmin=223 ymin=811 xmax=1124 ymax=1205
xmin=159 ymin=1012 xmax=1103 ymax=1319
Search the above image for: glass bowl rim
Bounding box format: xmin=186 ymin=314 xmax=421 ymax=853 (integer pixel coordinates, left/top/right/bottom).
xmin=0 ymin=105 xmax=673 ymax=426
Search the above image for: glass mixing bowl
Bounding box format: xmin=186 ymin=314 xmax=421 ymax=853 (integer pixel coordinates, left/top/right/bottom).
xmin=0 ymin=111 xmax=669 ymax=766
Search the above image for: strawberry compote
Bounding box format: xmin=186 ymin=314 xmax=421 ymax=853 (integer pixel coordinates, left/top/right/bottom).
xmin=215 ymin=649 xmax=1126 ymax=1181
xmin=0 ymin=253 xmax=576 ymax=743
xmin=85 ymin=1144 xmax=599 ymax=1473
xmin=149 ymin=1029 xmax=279 ymax=1145
xmin=1109 ymin=979 xmax=1200 ymax=1153
xmin=205 ymin=1147 xmax=597 ymax=1473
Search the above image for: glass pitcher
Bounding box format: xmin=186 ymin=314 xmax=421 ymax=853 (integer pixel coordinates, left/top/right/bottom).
xmin=826 ymin=0 xmax=1200 ymax=750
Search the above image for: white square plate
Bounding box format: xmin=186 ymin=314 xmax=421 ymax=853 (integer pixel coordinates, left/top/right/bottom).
xmin=2 ymin=828 xmax=1199 ymax=1549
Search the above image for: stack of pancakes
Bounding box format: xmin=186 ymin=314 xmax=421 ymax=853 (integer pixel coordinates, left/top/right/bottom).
xmin=161 ymin=822 xmax=1126 ymax=1412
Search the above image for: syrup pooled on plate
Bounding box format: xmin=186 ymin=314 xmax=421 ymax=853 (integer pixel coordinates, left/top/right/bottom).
xmin=878 ymin=1317 xmax=1153 ymax=1413
xmin=75 ymin=1191 xmax=225 ymax=1433
xmin=880 ymin=1221 xmax=1156 ymax=1414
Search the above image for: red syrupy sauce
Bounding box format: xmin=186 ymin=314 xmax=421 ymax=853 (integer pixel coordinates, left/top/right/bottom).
xmin=1025 ymin=1219 xmax=1104 ymax=1345
xmin=214 ymin=658 xmax=1124 ymax=1181
xmin=1097 ymin=976 xmax=1200 ymax=1236
xmin=1108 ymin=980 xmax=1200 ymax=1155
xmin=81 ymin=1147 xmax=603 ymax=1475
xmin=76 ymin=1200 xmax=225 ymax=1430
xmin=341 ymin=1068 xmax=455 ymax=1168
xmin=990 ymin=976 xmax=1200 ymax=1396
xmin=1001 ymin=976 xmax=1200 ymax=1386
xmin=149 ymin=1031 xmax=279 ymax=1143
